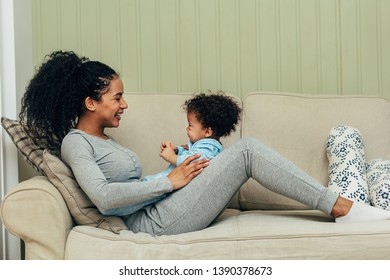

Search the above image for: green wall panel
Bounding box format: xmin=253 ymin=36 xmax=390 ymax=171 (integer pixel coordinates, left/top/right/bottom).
xmin=32 ymin=0 xmax=390 ymax=98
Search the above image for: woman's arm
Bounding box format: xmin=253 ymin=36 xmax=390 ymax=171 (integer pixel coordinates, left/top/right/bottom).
xmin=61 ymin=133 xmax=173 ymax=214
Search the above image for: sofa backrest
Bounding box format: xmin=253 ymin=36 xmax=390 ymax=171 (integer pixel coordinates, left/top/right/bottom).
xmin=239 ymin=92 xmax=390 ymax=210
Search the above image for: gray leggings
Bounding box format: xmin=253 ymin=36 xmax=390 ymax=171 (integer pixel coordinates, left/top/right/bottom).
xmin=126 ymin=137 xmax=339 ymax=235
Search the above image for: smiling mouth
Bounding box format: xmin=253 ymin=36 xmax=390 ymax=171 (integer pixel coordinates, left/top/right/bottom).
xmin=115 ymin=113 xmax=122 ymax=120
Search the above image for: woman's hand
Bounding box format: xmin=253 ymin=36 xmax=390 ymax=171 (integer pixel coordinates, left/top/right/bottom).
xmin=167 ymin=154 xmax=209 ymax=190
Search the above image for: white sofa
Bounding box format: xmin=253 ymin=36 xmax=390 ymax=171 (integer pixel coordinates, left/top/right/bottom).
xmin=2 ymin=91 xmax=390 ymax=260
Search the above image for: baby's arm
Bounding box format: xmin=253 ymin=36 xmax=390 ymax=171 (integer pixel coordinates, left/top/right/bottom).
xmin=176 ymin=141 xmax=222 ymax=166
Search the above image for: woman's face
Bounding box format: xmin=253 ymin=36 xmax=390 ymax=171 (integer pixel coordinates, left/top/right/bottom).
xmin=95 ymin=77 xmax=127 ymax=128
xmin=186 ymin=112 xmax=208 ymax=143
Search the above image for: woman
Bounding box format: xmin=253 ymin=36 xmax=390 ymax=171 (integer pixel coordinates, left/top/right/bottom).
xmin=20 ymin=51 xmax=390 ymax=236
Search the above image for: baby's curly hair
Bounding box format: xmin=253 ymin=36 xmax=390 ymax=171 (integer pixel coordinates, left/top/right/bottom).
xmin=183 ymin=91 xmax=242 ymax=138
xmin=19 ymin=50 xmax=118 ymax=154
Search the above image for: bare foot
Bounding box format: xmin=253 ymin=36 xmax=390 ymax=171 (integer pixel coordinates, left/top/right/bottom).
xmin=331 ymin=196 xmax=353 ymax=218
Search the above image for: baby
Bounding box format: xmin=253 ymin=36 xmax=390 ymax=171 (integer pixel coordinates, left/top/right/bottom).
xmin=144 ymin=91 xmax=242 ymax=181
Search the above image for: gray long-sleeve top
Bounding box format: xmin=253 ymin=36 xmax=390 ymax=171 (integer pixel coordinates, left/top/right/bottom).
xmin=61 ymin=129 xmax=173 ymax=215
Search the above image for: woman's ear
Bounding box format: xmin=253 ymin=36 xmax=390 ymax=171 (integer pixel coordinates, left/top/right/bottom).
xmin=84 ymin=97 xmax=97 ymax=112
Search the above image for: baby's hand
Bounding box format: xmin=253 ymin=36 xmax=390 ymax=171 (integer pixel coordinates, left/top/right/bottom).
xmin=161 ymin=141 xmax=178 ymax=153
xmin=168 ymin=142 xmax=178 ymax=153
xmin=160 ymin=145 xmax=176 ymax=163
xmin=181 ymin=144 xmax=189 ymax=150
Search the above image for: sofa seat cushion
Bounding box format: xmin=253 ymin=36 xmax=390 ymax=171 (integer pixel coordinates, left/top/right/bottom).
xmin=65 ymin=209 xmax=390 ymax=259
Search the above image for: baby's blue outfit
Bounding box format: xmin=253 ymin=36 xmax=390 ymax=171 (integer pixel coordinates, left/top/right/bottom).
xmin=143 ymin=138 xmax=224 ymax=181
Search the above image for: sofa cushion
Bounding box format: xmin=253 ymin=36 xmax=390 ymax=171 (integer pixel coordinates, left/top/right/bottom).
xmin=366 ymin=159 xmax=390 ymax=211
xmin=240 ymin=92 xmax=390 ymax=210
xmin=41 ymin=150 xmax=127 ymax=233
xmin=326 ymin=125 xmax=370 ymax=204
xmin=1 ymin=117 xmax=46 ymax=175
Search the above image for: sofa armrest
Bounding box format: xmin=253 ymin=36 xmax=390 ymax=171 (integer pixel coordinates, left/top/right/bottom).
xmin=0 ymin=176 xmax=74 ymax=259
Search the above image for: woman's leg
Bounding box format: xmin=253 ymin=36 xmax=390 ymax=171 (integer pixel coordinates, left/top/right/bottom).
xmin=126 ymin=137 xmax=339 ymax=235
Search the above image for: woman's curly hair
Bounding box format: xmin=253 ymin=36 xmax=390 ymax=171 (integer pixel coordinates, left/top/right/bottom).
xmin=19 ymin=50 xmax=118 ymax=154
xmin=183 ymin=91 xmax=242 ymax=138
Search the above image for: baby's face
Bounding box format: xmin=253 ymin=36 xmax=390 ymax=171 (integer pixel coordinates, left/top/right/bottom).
xmin=186 ymin=112 xmax=208 ymax=143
